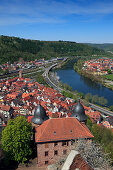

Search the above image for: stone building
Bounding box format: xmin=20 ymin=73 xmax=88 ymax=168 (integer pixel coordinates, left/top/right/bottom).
xmin=35 ymin=117 xmax=94 ymax=167
xmin=31 ymin=100 xmax=94 ymax=167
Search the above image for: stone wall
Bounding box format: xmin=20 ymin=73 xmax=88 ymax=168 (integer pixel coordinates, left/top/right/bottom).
xmin=37 ymin=140 xmax=72 ymax=167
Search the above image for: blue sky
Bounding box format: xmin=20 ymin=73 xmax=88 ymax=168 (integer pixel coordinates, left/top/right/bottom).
xmin=0 ymin=0 xmax=113 ymax=43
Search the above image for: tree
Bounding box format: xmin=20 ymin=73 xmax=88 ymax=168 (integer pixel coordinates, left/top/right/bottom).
xmin=91 ymin=95 xmax=99 ymax=104
xmin=1 ymin=116 xmax=32 ymax=163
xmin=109 ymin=105 xmax=113 ymax=111
xmin=78 ymin=92 xmax=84 ymax=99
xmin=107 ymin=69 xmax=112 ymax=74
xmin=91 ymin=124 xmax=103 ymax=143
xmin=62 ymin=90 xmax=73 ymax=98
xmin=0 ymin=67 xmax=4 ymax=75
xmin=98 ymin=96 xmax=108 ymax=106
xmin=63 ymin=83 xmax=72 ymax=91
xmin=73 ymin=140 xmax=111 ymax=169
xmin=85 ymin=93 xmax=92 ymax=102
xmin=91 ymin=124 xmax=113 ymax=163
xmin=55 ymin=140 xmax=111 ymax=169
xmin=86 ymin=116 xmax=93 ymax=130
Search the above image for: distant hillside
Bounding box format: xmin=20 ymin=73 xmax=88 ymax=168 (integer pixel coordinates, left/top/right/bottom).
xmin=0 ymin=35 xmax=106 ymax=64
xmin=86 ymin=43 xmax=113 ymax=52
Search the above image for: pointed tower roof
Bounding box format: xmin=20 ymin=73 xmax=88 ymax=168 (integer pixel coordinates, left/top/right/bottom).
xmin=31 ymin=102 xmax=49 ymax=125
xmin=70 ymin=100 xmax=87 ymax=123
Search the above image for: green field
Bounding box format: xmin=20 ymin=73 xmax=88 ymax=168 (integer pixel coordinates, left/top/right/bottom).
xmin=105 ymin=74 xmax=113 ymax=80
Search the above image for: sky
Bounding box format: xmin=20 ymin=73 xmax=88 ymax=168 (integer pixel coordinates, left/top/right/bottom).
xmin=0 ymin=0 xmax=113 ymax=43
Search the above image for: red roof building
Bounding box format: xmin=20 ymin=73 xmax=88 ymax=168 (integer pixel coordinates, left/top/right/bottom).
xmin=35 ymin=117 xmax=94 ymax=167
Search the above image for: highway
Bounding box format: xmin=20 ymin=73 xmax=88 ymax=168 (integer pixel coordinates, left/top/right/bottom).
xmin=43 ymin=63 xmax=62 ymax=92
xmin=43 ymin=58 xmax=68 ymax=92
xmin=89 ymin=103 xmax=113 ymax=117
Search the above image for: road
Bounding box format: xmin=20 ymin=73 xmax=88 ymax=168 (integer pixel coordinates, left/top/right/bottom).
xmin=89 ymin=103 xmax=113 ymax=117
xmin=43 ymin=63 xmax=62 ymax=92
xmin=43 ymin=58 xmax=68 ymax=92
xmin=43 ymin=59 xmax=113 ymax=118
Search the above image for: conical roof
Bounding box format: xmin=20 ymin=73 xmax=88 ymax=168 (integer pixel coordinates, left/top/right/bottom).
xmin=34 ymin=104 xmax=46 ymax=119
xmin=71 ymin=100 xmax=87 ymax=123
xmin=31 ymin=103 xmax=49 ymax=125
xmin=31 ymin=117 xmax=44 ymax=125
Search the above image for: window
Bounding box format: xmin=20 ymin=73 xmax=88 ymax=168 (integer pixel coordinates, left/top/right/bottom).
xmin=54 ymin=150 xmax=58 ymax=155
xmin=45 ymin=161 xmax=48 ymax=165
xmin=72 ymin=140 xmax=75 ymax=145
xmin=63 ymin=150 xmax=67 ymax=155
xmin=54 ymin=131 xmax=56 ymax=135
xmin=54 ymin=142 xmax=58 ymax=146
xmin=45 ymin=151 xmax=48 ymax=156
xmin=45 ymin=143 xmax=49 ymax=148
xmin=71 ymin=140 xmax=75 ymax=145
xmin=62 ymin=142 xmax=66 ymax=146
xmin=62 ymin=141 xmax=68 ymax=146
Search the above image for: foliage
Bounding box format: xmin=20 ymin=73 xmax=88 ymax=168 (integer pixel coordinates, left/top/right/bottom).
xmin=86 ymin=116 xmax=93 ymax=131
xmin=85 ymin=92 xmax=108 ymax=106
xmin=55 ymin=140 xmax=111 ymax=169
xmin=74 ymin=59 xmax=85 ymax=72
xmin=91 ymin=95 xmax=99 ymax=104
xmin=1 ymin=116 xmax=32 ymax=163
xmin=0 ymin=67 xmax=4 ymax=75
xmin=91 ymin=124 xmax=113 ymax=162
xmin=35 ymin=72 xmax=46 ymax=85
xmin=0 ymin=35 xmax=106 ymax=64
xmin=62 ymin=83 xmax=72 ymax=91
xmin=62 ymin=90 xmax=73 ymax=99
xmin=105 ymin=73 xmax=113 ymax=81
xmin=109 ymin=105 xmax=113 ymax=111
xmin=86 ymin=43 xmax=113 ymax=53
xmin=78 ymin=92 xmax=84 ymax=99
xmin=107 ymin=69 xmax=112 ymax=74
xmin=74 ymin=140 xmax=111 ymax=169
xmin=98 ymin=96 xmax=108 ymax=106
xmin=24 ymin=71 xmax=47 ymax=85
xmin=85 ymin=93 xmax=92 ymax=102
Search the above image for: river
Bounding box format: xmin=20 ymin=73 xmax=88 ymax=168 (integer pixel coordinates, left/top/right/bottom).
xmin=56 ymin=59 xmax=113 ymax=106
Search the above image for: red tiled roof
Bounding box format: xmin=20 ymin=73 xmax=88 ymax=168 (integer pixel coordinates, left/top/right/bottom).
xmin=35 ymin=117 xmax=94 ymax=143
xmin=0 ymin=105 xmax=10 ymax=111
xmin=27 ymin=116 xmax=33 ymax=122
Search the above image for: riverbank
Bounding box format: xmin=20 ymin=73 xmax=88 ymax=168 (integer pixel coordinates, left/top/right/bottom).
xmin=49 ymin=67 xmax=113 ymax=115
xmin=74 ymin=61 xmax=113 ymax=90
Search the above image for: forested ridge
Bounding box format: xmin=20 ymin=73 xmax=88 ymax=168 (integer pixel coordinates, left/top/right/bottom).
xmin=86 ymin=43 xmax=113 ymax=52
xmin=0 ymin=35 xmax=106 ymax=64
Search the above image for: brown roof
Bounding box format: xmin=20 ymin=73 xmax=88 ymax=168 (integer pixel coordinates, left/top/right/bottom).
xmin=0 ymin=105 xmax=10 ymax=111
xmin=70 ymin=154 xmax=94 ymax=170
xmin=35 ymin=117 xmax=94 ymax=143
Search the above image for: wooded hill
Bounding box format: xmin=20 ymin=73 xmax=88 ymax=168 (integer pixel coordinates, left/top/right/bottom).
xmin=0 ymin=35 xmax=106 ymax=64
xmin=86 ymin=43 xmax=113 ymax=52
